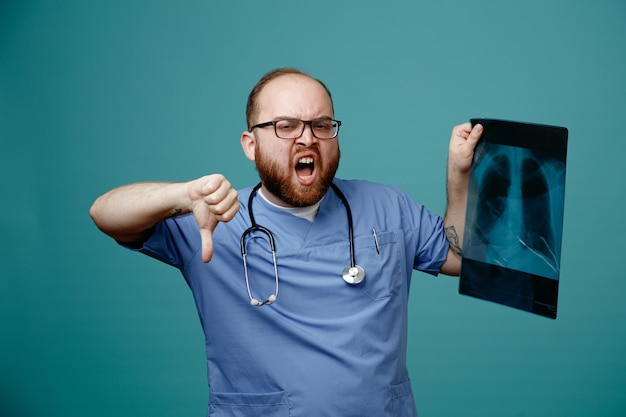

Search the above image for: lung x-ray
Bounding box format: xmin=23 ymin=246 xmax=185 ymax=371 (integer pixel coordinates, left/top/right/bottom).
xmin=460 ymin=119 xmax=568 ymax=319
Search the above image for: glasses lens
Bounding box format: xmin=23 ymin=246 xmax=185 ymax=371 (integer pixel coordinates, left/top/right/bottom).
xmin=275 ymin=119 xmax=304 ymax=139
xmin=312 ymin=119 xmax=338 ymax=139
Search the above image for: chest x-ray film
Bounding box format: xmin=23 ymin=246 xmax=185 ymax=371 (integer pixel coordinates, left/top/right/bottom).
xmin=459 ymin=119 xmax=568 ymax=319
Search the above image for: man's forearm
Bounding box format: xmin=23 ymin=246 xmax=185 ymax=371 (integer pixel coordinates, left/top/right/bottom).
xmin=89 ymin=182 xmax=190 ymax=243
xmin=443 ymin=168 xmax=470 ymax=256
xmin=439 ymin=122 xmax=482 ymax=275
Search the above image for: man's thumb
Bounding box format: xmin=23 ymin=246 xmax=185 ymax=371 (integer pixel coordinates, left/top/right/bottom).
xmin=200 ymin=216 xmax=219 ymax=263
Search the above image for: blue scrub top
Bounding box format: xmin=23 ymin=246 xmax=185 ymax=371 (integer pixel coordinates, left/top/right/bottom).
xmin=137 ymin=178 xmax=449 ymax=417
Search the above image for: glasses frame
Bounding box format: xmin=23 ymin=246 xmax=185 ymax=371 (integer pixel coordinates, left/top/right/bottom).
xmin=249 ymin=118 xmax=342 ymax=140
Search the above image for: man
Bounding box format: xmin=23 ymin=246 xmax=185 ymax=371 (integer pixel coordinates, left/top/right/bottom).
xmin=90 ymin=67 xmax=482 ymax=416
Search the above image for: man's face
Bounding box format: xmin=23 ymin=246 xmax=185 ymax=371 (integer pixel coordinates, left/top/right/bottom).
xmin=245 ymin=74 xmax=340 ymax=207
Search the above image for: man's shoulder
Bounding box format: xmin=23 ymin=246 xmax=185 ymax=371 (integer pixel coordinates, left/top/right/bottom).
xmin=332 ymin=178 xmax=406 ymax=198
xmin=331 ymin=179 xmax=420 ymax=216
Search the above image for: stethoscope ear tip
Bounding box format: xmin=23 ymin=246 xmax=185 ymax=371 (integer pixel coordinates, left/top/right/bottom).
xmin=250 ymin=295 xmax=277 ymax=307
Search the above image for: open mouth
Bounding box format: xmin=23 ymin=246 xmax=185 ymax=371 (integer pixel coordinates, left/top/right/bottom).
xmin=295 ymin=156 xmax=315 ymax=182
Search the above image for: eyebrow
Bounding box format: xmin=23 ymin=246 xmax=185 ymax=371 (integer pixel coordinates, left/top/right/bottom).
xmin=272 ymin=115 xmax=334 ymax=121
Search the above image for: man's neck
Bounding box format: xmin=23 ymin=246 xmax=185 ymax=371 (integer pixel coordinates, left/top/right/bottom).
xmin=258 ymin=187 xmax=322 ymax=222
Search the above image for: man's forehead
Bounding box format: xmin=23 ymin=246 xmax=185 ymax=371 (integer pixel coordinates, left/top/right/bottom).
xmin=257 ymin=74 xmax=332 ymax=110
xmin=263 ymin=73 xmax=318 ymax=89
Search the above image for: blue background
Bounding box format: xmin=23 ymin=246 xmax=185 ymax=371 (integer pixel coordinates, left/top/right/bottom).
xmin=1 ymin=1 xmax=624 ymax=416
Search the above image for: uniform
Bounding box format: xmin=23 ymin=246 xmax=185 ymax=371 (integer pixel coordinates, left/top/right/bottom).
xmin=134 ymin=178 xmax=449 ymax=417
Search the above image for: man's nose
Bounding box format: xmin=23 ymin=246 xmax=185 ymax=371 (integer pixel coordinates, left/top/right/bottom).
xmin=296 ymin=123 xmax=318 ymax=146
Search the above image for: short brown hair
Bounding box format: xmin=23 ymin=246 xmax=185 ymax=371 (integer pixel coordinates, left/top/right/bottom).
xmin=245 ymin=68 xmax=334 ymax=129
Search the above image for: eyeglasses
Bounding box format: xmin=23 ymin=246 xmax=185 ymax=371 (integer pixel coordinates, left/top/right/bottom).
xmin=249 ymin=118 xmax=342 ymax=139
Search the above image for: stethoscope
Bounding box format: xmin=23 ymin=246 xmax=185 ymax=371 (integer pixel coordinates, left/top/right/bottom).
xmin=240 ymin=182 xmax=366 ymax=306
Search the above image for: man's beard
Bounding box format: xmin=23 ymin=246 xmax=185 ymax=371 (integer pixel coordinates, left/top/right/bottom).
xmin=255 ymin=143 xmax=340 ymax=207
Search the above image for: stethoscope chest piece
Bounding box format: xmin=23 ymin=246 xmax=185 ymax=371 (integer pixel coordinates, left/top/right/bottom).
xmin=342 ymin=265 xmax=365 ymax=285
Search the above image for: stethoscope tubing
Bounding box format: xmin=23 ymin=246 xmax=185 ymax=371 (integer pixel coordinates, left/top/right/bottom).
xmin=329 ymin=182 xmax=357 ymax=272
xmin=240 ymin=181 xmax=362 ymax=306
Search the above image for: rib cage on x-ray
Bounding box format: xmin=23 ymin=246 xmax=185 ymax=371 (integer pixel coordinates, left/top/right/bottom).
xmin=465 ymin=143 xmax=565 ymax=280
xmin=459 ymin=119 xmax=568 ymax=319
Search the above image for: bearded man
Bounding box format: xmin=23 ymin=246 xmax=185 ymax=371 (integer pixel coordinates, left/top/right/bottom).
xmin=90 ymin=67 xmax=482 ymax=416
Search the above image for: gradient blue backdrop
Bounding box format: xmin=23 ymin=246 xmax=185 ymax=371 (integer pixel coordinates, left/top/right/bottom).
xmin=1 ymin=1 xmax=625 ymax=416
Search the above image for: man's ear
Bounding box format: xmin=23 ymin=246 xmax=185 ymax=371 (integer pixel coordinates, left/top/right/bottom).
xmin=241 ymin=131 xmax=256 ymax=162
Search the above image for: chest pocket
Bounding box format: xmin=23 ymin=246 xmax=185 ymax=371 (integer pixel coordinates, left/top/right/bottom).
xmin=352 ymin=230 xmax=407 ymax=301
